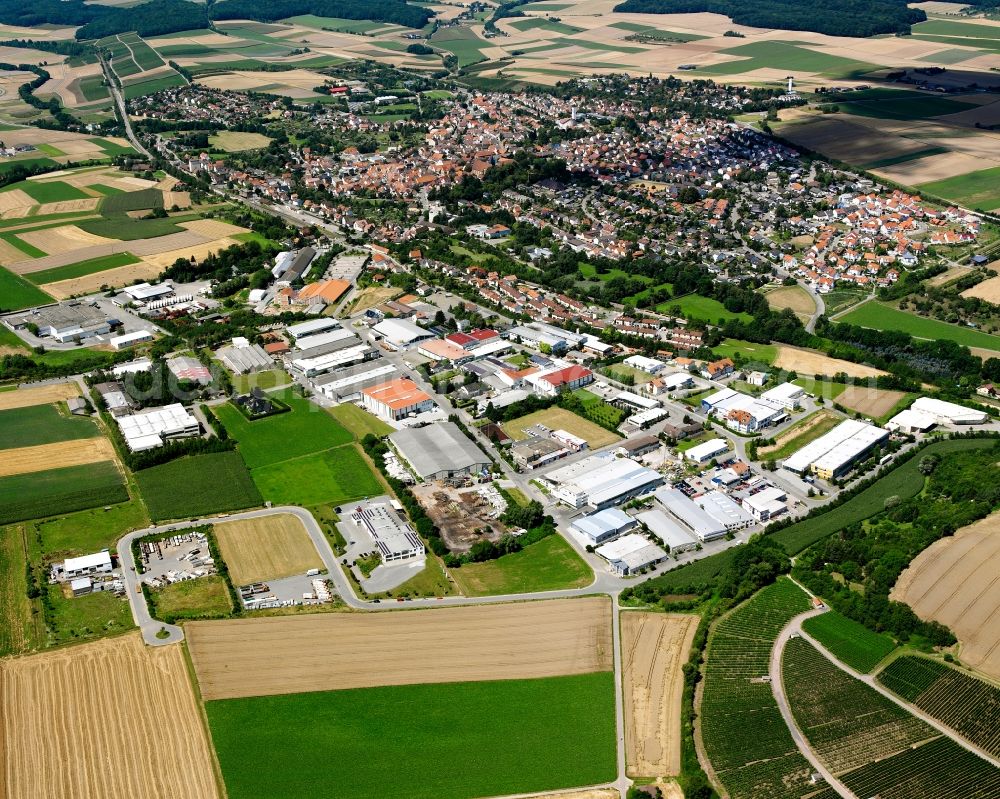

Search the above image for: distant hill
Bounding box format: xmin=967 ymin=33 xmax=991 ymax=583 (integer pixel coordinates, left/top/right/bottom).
xmin=0 ymin=0 xmax=432 ymax=41
xmin=612 ymin=0 xmax=926 ymax=38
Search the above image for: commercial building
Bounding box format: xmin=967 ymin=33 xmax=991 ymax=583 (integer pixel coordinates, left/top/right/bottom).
xmin=886 ymin=408 xmax=937 ymax=434
xmin=389 ymin=422 xmax=490 ymax=480
xmin=910 ymin=396 xmax=987 ymax=426
xmin=546 ymin=454 xmax=663 ymax=510
xmin=527 ymin=365 xmax=594 ymax=397
xmin=216 ymin=339 xmax=272 ymax=373
xmin=596 ymin=534 xmax=667 ymax=576
xmin=115 ymin=403 xmax=200 ymax=451
xmin=511 ymin=436 xmax=569 ymax=470
xmin=783 ymin=419 xmax=889 ymax=479
xmin=701 ymin=388 xmax=786 ymax=432
xmin=741 ymin=486 xmax=788 ymax=522
xmin=684 ymin=438 xmax=729 ymax=463
xmin=110 ymin=329 xmax=154 ymax=350
xmin=287 ymin=318 xmax=341 ymax=340
xmin=166 ymin=355 xmax=212 ymax=385
xmin=445 ymin=329 xmax=501 ymax=351
xmin=57 ymin=550 xmax=112 ymax=581
xmin=655 ymin=487 xmax=727 ymax=542
xmin=695 ymin=490 xmax=755 ymax=531
xmin=649 ymin=372 xmax=694 ymax=394
xmin=760 ymin=382 xmax=805 ymax=410
xmin=371 ymin=318 xmax=433 ymax=349
xmin=313 ymin=363 xmax=398 ymax=402
xmin=362 ymin=377 xmax=435 ymax=421
xmin=635 ymin=509 xmax=698 ymax=553
xmin=624 ymin=355 xmax=666 ymax=374
xmin=352 ymin=502 xmax=424 ymax=563
xmin=614 ymin=391 xmax=660 ymax=412
xmin=508 ymin=325 xmax=569 ymax=354
xmin=626 ymin=407 xmax=669 ymax=430
xmin=570 ymin=508 xmax=637 ymax=545
xmin=4 ymin=302 xmax=114 ymax=343
xmin=291 ymin=345 xmax=378 ymax=378
xmin=616 ymin=435 xmax=660 ymax=459
xmin=290 ymin=327 xmax=357 ymax=355
xmin=122 ymin=282 xmax=174 ymax=303
xmin=417 ymin=339 xmax=474 ymax=364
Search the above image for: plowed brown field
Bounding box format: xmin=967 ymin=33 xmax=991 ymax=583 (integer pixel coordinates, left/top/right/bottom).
xmin=892 ymin=513 xmax=1000 ymax=680
xmin=214 ymin=514 xmax=322 ymax=585
xmin=0 ymin=439 xmax=117 ymax=477
xmin=188 ymin=596 xmax=612 ymax=699
xmin=836 ymin=385 xmax=906 ymax=419
xmin=622 ymin=612 xmax=698 ymax=778
xmin=0 ymin=634 xmax=220 ymax=799
xmin=0 ymin=383 xmax=80 ymax=411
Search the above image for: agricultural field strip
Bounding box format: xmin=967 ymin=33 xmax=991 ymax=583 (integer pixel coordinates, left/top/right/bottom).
xmin=213 ymin=514 xmax=322 ymax=585
xmin=187 ymin=597 xmax=612 ymax=700
xmin=797 ymin=626 xmax=1000 ymax=768
xmin=0 ymin=383 xmax=80 ymax=411
xmin=0 ymin=438 xmax=117 ymax=477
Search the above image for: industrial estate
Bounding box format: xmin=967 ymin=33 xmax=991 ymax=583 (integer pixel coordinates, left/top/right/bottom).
xmin=0 ymin=0 xmax=999 ymax=798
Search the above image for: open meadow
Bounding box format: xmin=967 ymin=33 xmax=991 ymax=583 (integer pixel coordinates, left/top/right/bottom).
xmin=449 ymin=533 xmax=593 ymax=595
xmin=892 ymin=512 xmax=1000 ymax=680
xmin=187 ymin=596 xmax=612 ymax=699
xmin=134 ymin=451 xmax=262 ymax=521
xmin=762 ymin=285 xmax=816 ymax=325
xmin=214 ymin=513 xmax=323 ymax=585
xmin=838 ymin=301 xmax=1000 ymax=352
xmin=621 ymin=611 xmax=698 ymax=778
xmin=0 ymin=634 xmax=220 ymax=799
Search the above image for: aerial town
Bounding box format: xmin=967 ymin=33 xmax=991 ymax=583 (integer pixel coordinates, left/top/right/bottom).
xmin=1 ymin=2 xmax=999 ymax=799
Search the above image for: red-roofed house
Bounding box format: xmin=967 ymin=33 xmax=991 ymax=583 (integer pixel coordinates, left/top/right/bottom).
xmin=529 ymin=365 xmax=594 ymax=397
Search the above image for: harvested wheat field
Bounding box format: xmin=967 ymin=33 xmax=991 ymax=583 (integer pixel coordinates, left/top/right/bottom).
xmin=892 ymin=512 xmax=1000 ymax=680
xmin=141 ymin=237 xmax=241 ymax=270
xmin=17 ymin=225 xmax=112 ymax=256
xmin=214 ymin=514 xmax=322 ymax=586
xmin=962 ymin=275 xmax=1000 ymax=303
xmin=42 ymin=261 xmax=163 ymax=300
xmin=0 ymin=439 xmax=117 ymax=477
xmin=0 ymin=634 xmax=220 ymax=799
xmin=622 ymin=612 xmax=697 ymax=778
xmin=181 ymin=218 xmax=248 ymax=238
xmin=774 ymin=345 xmax=886 ymax=379
xmin=527 ymin=791 xmax=619 ymax=799
xmin=764 ymin=285 xmax=816 ymax=324
xmin=0 ymin=383 xmax=80 ymax=411
xmin=188 ymin=596 xmax=612 ymax=700
xmin=836 ymin=385 xmax=906 ymax=419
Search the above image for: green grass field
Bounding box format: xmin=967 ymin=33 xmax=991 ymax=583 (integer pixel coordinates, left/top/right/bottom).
xmin=0 ymin=404 xmax=99 ymax=449
xmin=838 ymin=301 xmax=1000 ymax=351
xmin=509 ymin=17 xmax=582 ymax=34
xmin=37 ymin=500 xmax=148 ymax=556
xmin=206 ymin=672 xmax=616 ymax=799
xmin=0 ymin=266 xmax=53 ymax=311
xmin=0 ymin=461 xmax=128 ymax=525
xmin=213 ymin=390 xmax=353 ymax=469
xmin=251 ymin=445 xmax=382 ymax=507
xmin=698 ymin=41 xmax=876 ymax=78
xmin=229 ymin=368 xmax=289 ymax=394
xmin=918 ymin=166 xmax=1000 ymax=212
xmin=431 ymin=26 xmax=488 ymax=67
xmin=764 ymin=410 xmax=842 ymax=460
xmin=26 ymin=253 xmax=141 ymax=286
xmin=100 ymin=187 xmax=163 ymax=214
xmin=78 ymin=75 xmax=109 ymax=102
xmin=839 ymin=96 xmax=976 ymax=121
xmin=802 ymin=611 xmax=896 ymax=673
xmin=135 ymin=451 xmax=262 ymax=521
xmin=451 ymin=534 xmax=592 ymax=596
xmin=123 ymin=72 xmax=188 ymax=99
xmin=327 ymin=402 xmax=393 ymax=439
xmin=77 ymin=215 xmax=187 ymax=241
xmin=657 ymin=293 xmax=753 ymax=323
xmin=712 ymin=339 xmax=777 ymax=364
xmin=151 ymin=574 xmax=233 ymax=622
xmin=0 ymin=232 xmax=47 ymax=259
xmin=15 ymin=180 xmax=89 ymax=204
xmin=43 ymin=580 xmax=133 ymax=645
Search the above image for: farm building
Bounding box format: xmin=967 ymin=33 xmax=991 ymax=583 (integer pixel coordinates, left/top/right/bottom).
xmin=546 ymin=455 xmax=663 ymax=510
xmin=216 ymin=338 xmax=272 ymax=373
xmin=370 ymin=318 xmax=433 ymax=349
xmin=570 ymin=508 xmax=637 ymax=545
xmin=635 ymin=509 xmax=698 ymax=553
xmin=741 ymin=486 xmax=788 ymax=522
xmin=116 ymin=403 xmax=200 ymax=451
xmin=389 ymin=422 xmax=490 ymax=480
xmin=910 ymin=397 xmax=987 ymax=426
xmin=53 ymin=550 xmax=112 ymax=582
xmin=783 ymin=419 xmax=889 ymax=479
xmin=110 ymin=329 xmax=154 ymax=350
xmin=695 ymin=490 xmax=754 ymax=531
xmin=362 ymin=377 xmax=435 ymax=421
xmin=352 ymin=502 xmax=425 ymax=563
xmin=596 ymin=534 xmax=667 ymax=576
xmin=760 ymin=382 xmax=804 ymax=410
xmin=886 ymin=408 xmax=937 ymax=434
xmin=655 ymin=488 xmax=727 ymax=542
xmin=684 ymin=438 xmax=729 ymax=463
xmin=511 ymin=436 xmax=570 ymax=470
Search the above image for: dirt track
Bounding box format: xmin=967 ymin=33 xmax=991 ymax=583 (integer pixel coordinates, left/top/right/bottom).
xmin=188 ymin=596 xmax=612 ymax=700
xmin=0 ymin=438 xmax=116 ymax=477
xmin=621 ymin=612 xmax=698 ymax=778
xmin=0 ymin=635 xmax=219 ymax=799
xmin=0 ymin=383 xmax=80 ymax=411
xmin=214 ymin=514 xmax=322 ymax=585
xmin=892 ymin=513 xmax=1000 ymax=680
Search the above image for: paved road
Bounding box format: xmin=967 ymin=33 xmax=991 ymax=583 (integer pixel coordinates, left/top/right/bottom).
xmin=101 ymin=55 xmax=151 ymax=159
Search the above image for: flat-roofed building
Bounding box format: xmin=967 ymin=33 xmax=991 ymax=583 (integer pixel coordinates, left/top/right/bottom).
xmin=291 ymin=345 xmax=378 ymax=378
xmin=110 ymin=329 xmax=154 ymax=350
xmin=783 ymin=419 xmax=889 ymax=479
xmin=313 ymin=363 xmax=397 ymax=401
xmin=287 ymin=318 xmax=341 ymax=340
xmin=570 ymin=508 xmax=637 ymax=545
xmin=291 ymin=327 xmax=356 ymax=354
xmin=5 ymin=302 xmax=112 ymax=343
xmin=760 ymin=382 xmax=804 ymax=410
xmin=655 ymin=487 xmax=727 ymax=542
xmin=624 ymin=354 xmax=665 ymax=374
xmin=418 ymin=339 xmax=474 ymax=364
xmin=167 ymin=355 xmax=211 ymax=385
xmin=116 ymin=403 xmax=199 ymax=451
xmin=685 ymin=438 xmax=729 ymax=463
xmin=635 ymin=509 xmax=698 ymax=553
xmin=616 ymin=435 xmax=660 ymax=459
xmin=389 ymin=421 xmax=490 ymax=480
xmin=371 ymin=318 xmax=433 ymax=349
xmin=552 ymin=429 xmax=587 ymax=452
xmin=362 ymin=377 xmax=435 ymax=421
xmin=741 ymin=486 xmax=788 ymax=522
xmin=546 ymin=454 xmax=663 ymax=510
xmin=511 ymin=436 xmax=569 ymax=470
xmin=216 ymin=340 xmax=272 ymax=374
xmin=352 ymin=501 xmax=424 ymax=563
xmin=886 ymin=408 xmax=937 ymax=434
xmin=60 ymin=550 xmax=112 ymax=581
xmin=910 ymin=396 xmax=987 ymax=426
xmin=614 ymin=390 xmax=660 ymax=411
xmin=695 ymin=490 xmax=754 ymax=531
xmin=596 ymin=533 xmax=667 ymax=576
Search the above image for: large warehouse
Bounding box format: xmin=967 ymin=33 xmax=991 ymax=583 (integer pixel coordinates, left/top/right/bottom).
xmin=547 ymin=454 xmax=663 ymax=510
xmin=389 ymin=422 xmax=490 ymax=480
xmin=655 ymin=487 xmax=728 ymax=543
xmin=115 ymin=404 xmax=200 ymax=451
xmin=361 ymin=377 xmax=435 ymax=421
xmin=910 ymin=396 xmax=987 ymax=426
xmin=783 ymin=419 xmax=889 ymax=479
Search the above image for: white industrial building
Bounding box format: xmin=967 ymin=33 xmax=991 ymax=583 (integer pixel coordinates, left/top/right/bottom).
xmin=910 ymin=397 xmax=987 ymax=426
xmin=570 ymin=508 xmax=637 ymax=545
xmin=291 ymin=327 xmax=357 ymax=354
xmin=216 ymin=338 xmax=272 ymax=373
xmin=700 ymin=388 xmax=786 ymax=432
xmin=635 ymin=509 xmax=698 ymax=553
xmin=655 ymin=487 xmax=728 ymax=542
xmin=290 ymin=345 xmax=377 ymax=377
xmin=287 ymin=318 xmax=341 ymax=340
xmin=352 ymin=502 xmax=424 ymax=563
xmin=760 ymin=382 xmax=805 ymax=410
xmin=313 ymin=363 xmax=398 ymax=401
xmin=546 ymin=454 xmax=664 ymax=510
xmin=741 ymin=486 xmax=788 ymax=522
xmin=596 ymin=533 xmax=668 ymax=576
xmin=626 ymin=407 xmax=669 ymax=430
xmin=783 ymin=419 xmax=889 ymax=479
xmin=886 ymin=408 xmax=937 ymax=434
xmin=115 ymin=403 xmax=200 ymax=451
xmin=615 ymin=390 xmax=661 ymax=411
xmin=121 ymin=282 xmax=174 ymax=303
xmin=623 ymin=355 xmax=666 ymax=374
xmin=657 ymin=372 xmax=695 ymax=392
xmin=389 ymin=422 xmax=490 ymax=480
xmin=110 ymin=329 xmax=154 ymax=350
xmin=696 ymin=490 xmax=755 ymax=531
xmin=685 ymin=438 xmax=730 ymax=463
xmin=371 ymin=318 xmax=433 ymax=349
xmin=57 ymin=550 xmax=112 ymax=581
